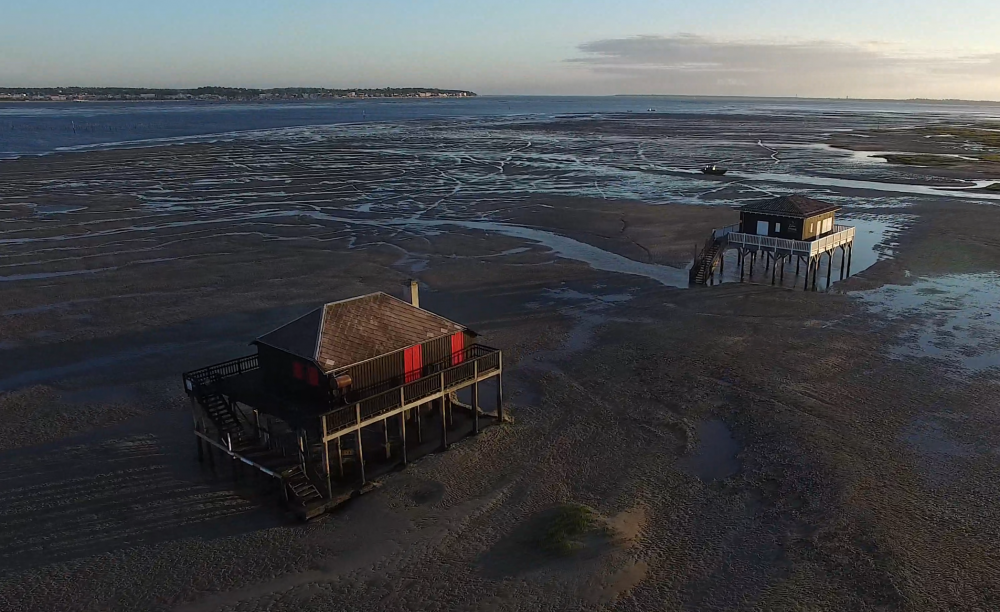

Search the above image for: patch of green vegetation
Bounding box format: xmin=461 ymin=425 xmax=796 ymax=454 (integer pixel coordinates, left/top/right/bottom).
xmin=923 ymin=126 xmax=1000 ymax=149
xmin=985 ymin=183 xmax=1000 ymax=191
xmin=539 ymin=504 xmax=604 ymax=555
xmin=977 ymin=153 xmax=1000 ymax=163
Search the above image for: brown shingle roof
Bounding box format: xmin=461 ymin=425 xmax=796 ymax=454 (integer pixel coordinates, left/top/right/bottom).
xmin=255 ymin=292 xmax=467 ymax=373
xmin=740 ymin=195 xmax=840 ymax=218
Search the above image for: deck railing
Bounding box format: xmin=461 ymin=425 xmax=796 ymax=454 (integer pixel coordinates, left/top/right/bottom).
xmin=183 ymin=354 xmax=259 ymax=394
xmin=322 ymin=344 xmax=502 ymax=436
xmin=712 ymin=223 xmax=741 ymax=242
xmin=726 ymin=225 xmax=855 ymax=257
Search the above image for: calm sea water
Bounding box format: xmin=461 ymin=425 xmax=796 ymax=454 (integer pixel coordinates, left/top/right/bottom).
xmin=2 ymin=96 xmax=998 ymax=159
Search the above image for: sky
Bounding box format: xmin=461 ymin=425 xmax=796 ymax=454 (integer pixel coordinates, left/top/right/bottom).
xmin=2 ymin=0 xmax=1000 ymax=99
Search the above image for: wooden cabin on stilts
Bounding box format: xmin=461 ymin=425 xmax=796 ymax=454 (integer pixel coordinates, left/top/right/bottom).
xmin=690 ymin=195 xmax=856 ymax=290
xmin=183 ymin=281 xmax=503 ymax=520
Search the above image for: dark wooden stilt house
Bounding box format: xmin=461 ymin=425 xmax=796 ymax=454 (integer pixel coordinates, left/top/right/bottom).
xmin=690 ymin=194 xmax=856 ymax=290
xmin=183 ymin=283 xmax=503 ymax=519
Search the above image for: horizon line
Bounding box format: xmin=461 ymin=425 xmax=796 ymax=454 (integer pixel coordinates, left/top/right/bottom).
xmin=1 ymin=87 xmax=999 ymax=105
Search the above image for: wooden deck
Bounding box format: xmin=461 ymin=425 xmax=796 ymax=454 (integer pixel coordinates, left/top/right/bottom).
xmin=724 ymin=224 xmax=855 ymax=258
xmin=183 ymin=345 xmax=503 ymax=520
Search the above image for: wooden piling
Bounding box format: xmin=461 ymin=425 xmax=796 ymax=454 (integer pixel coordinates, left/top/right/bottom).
xmin=400 ymin=412 xmax=407 ymax=465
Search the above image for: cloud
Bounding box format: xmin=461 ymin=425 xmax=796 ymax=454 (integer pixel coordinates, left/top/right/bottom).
xmin=568 ymin=34 xmax=1000 ymax=98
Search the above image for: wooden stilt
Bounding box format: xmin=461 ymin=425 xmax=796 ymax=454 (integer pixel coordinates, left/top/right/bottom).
xmin=839 ymin=246 xmax=846 ymax=280
xmin=771 ymin=255 xmax=777 ymax=285
xmin=803 ymin=257 xmax=810 ymax=290
xmin=811 ymin=260 xmax=819 ymax=291
xmin=439 ymin=399 xmax=449 ymax=451
xmin=322 ymin=440 xmax=333 ymax=499
xmin=497 ymin=372 xmax=504 ymax=422
xmin=336 ymin=435 xmax=344 ymax=479
xmin=298 ymin=431 xmax=307 ymax=475
xmin=846 ymin=244 xmax=853 ymax=276
xmin=400 ymin=412 xmax=407 ymax=465
xmin=826 ymin=252 xmax=833 ymax=289
xmin=416 ymin=406 xmax=423 ymax=443
xmin=780 ymin=255 xmax=786 ymax=283
xmin=384 ymin=418 xmax=391 ymax=460
xmin=739 ymin=249 xmax=746 ymax=281
xmin=355 ymin=426 xmax=366 ymax=485
xmin=472 ymin=362 xmax=480 ymax=434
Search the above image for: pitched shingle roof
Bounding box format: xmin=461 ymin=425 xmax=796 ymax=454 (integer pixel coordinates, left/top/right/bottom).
xmin=255 ymin=292 xmax=468 ymax=373
xmin=740 ymin=195 xmax=840 ymax=218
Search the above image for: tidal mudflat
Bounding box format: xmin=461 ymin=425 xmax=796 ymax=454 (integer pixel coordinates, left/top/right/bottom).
xmin=2 ymin=107 xmax=1000 ymax=611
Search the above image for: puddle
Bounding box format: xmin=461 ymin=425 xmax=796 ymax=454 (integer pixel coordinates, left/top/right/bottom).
xmin=904 ymin=417 xmax=975 ymax=459
xmin=902 ymin=416 xmax=981 ymax=486
xmin=677 ymin=419 xmax=741 ymax=481
xmin=857 ymin=273 xmax=1000 ymax=371
xmin=34 ymin=204 xmax=88 ymax=215
xmin=544 ymin=287 xmax=633 ymax=304
xmin=0 ymin=267 xmax=116 ymax=282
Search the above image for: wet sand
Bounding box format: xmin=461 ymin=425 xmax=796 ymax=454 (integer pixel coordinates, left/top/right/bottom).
xmin=3 ymin=113 xmax=1000 ymax=611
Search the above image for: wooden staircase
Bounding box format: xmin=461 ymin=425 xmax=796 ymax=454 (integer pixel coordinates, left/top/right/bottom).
xmin=690 ymin=233 xmax=726 ymax=285
xmin=282 ymin=465 xmax=324 ymax=507
xmin=198 ymin=391 xmax=245 ymax=447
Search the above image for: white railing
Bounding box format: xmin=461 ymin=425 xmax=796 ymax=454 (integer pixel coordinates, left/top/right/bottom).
xmin=726 ymin=225 xmax=855 ymax=258
xmin=712 ymin=223 xmax=741 ymax=241
xmin=808 ymin=225 xmax=855 ymax=257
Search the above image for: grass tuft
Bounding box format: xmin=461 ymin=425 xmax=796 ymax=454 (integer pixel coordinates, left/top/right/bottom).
xmin=539 ymin=504 xmax=603 ymax=555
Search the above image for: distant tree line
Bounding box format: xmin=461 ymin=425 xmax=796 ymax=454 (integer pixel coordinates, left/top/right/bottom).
xmin=0 ymin=86 xmax=477 ymax=100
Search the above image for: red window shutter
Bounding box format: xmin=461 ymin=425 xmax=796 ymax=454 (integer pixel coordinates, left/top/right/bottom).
xmin=292 ymin=362 xmax=304 ymax=379
xmin=307 ymin=367 xmax=319 ymax=386
xmin=451 ymin=333 xmax=465 ymax=365
xmin=404 ymin=345 xmax=423 ymax=383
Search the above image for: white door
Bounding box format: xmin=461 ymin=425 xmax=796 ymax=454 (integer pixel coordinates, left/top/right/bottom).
xmin=822 ymin=217 xmax=833 ymax=233
xmin=756 ymin=220 xmax=769 ymax=236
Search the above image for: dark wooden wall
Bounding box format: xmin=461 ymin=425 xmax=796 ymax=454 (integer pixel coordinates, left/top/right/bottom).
xmin=257 ymin=344 xmax=329 ymax=401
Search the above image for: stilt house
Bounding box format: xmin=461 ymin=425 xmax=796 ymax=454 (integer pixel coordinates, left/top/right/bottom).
xmin=183 ymin=282 xmax=503 ymax=519
xmin=690 ymin=194 xmax=856 ymax=290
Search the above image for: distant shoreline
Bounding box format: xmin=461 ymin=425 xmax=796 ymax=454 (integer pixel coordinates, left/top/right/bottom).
xmin=0 ymin=87 xmax=477 ymax=103
xmin=0 ymin=97 xmax=479 ymax=105
xmin=612 ymin=94 xmax=1000 ymax=106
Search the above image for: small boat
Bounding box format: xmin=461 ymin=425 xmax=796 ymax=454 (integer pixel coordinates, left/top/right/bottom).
xmin=701 ymin=164 xmax=727 ymax=176
xmin=647 ymin=108 xmax=656 ymax=112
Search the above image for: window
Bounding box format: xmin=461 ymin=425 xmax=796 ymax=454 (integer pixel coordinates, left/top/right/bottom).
xmin=775 ymin=222 xmax=782 ymax=233
xmin=822 ymin=217 xmax=833 ymax=233
xmin=307 ymin=367 xmax=319 ymax=386
xmin=292 ymin=362 xmax=304 ymax=379
xmin=756 ymin=220 xmax=769 ymax=235
xmin=809 ymin=222 xmax=815 ymax=233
